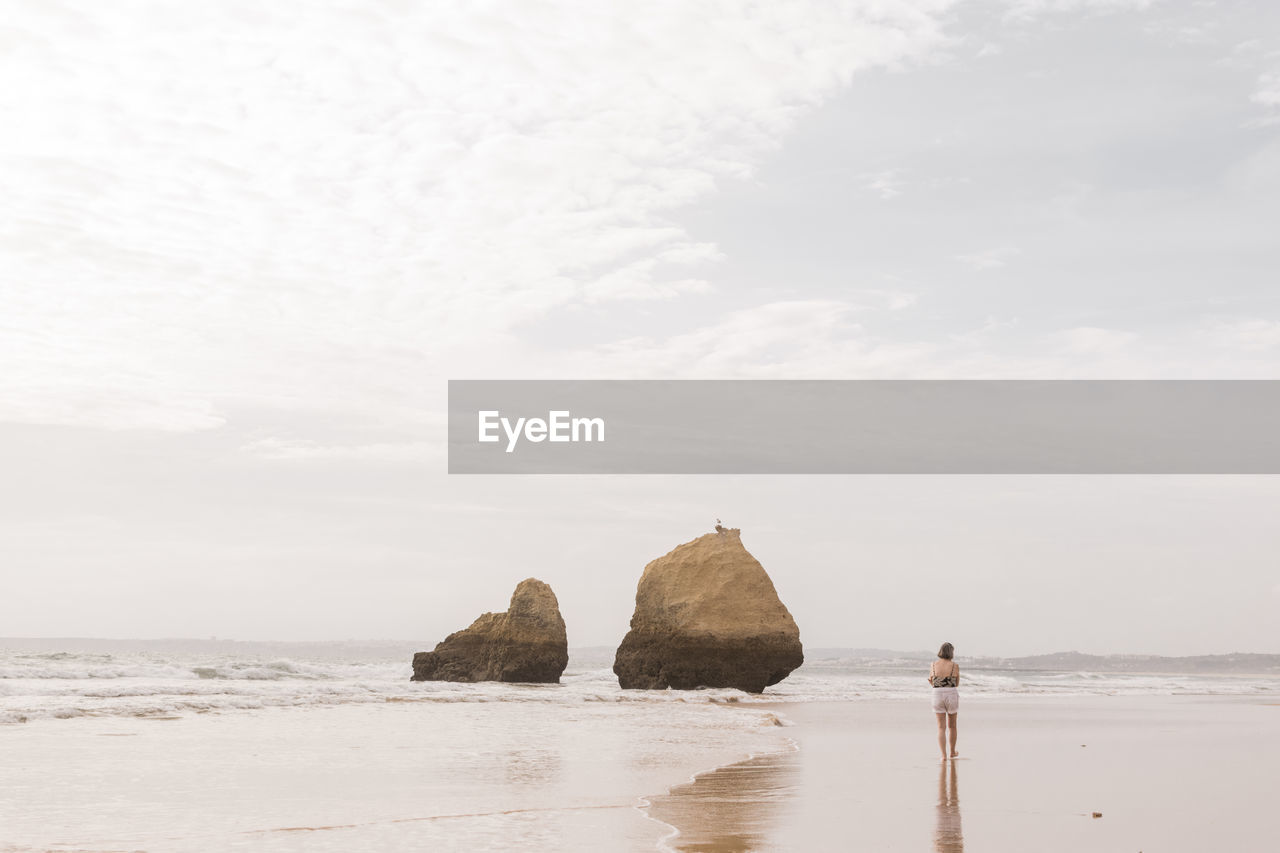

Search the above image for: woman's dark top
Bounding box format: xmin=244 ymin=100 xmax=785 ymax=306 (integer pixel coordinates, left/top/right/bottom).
xmin=930 ymin=662 xmax=958 ymax=688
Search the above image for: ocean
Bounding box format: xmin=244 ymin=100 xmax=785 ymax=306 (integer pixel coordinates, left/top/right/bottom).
xmin=1 ymin=640 xmax=1275 ymax=851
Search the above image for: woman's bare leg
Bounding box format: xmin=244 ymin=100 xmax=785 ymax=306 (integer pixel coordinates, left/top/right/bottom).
xmin=948 ymin=713 xmax=959 ymax=757
xmin=936 ymin=713 xmax=947 ymax=760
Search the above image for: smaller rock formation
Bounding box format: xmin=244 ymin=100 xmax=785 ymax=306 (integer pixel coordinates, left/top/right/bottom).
xmin=412 ymin=578 xmax=568 ymax=683
xmin=614 ymin=528 xmax=803 ymax=693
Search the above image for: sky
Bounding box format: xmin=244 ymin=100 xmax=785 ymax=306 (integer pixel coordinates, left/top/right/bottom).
xmin=2 ymin=0 xmax=1278 ymax=655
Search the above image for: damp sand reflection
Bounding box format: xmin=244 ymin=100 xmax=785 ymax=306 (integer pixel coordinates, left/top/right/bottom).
xmin=935 ymin=760 xmax=964 ymax=852
xmin=644 ymin=747 xmax=799 ymax=852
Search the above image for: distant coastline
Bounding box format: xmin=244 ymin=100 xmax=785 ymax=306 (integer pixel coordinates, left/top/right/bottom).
xmin=804 ymin=648 xmax=1280 ymax=676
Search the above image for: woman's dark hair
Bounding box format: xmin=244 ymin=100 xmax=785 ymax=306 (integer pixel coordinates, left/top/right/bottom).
xmin=938 ymin=642 xmax=954 ymax=660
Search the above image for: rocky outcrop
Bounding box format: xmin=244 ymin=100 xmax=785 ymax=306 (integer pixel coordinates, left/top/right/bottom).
xmin=613 ymin=528 xmax=803 ymax=693
xmin=412 ymin=578 xmax=568 ymax=683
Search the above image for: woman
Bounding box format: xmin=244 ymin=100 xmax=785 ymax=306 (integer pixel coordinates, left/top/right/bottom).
xmin=928 ymin=642 xmax=960 ymax=762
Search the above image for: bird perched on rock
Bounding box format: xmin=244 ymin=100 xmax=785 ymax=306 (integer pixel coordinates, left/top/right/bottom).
xmin=714 ymin=518 xmax=726 ymax=534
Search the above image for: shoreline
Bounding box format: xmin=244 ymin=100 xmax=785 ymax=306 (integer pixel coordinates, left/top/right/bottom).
xmin=644 ymin=742 xmax=801 ymax=853
xmin=640 ymin=708 xmax=800 ymax=853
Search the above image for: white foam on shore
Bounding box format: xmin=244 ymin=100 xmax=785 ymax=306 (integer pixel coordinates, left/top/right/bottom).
xmin=1 ymin=648 xmax=1275 ymax=726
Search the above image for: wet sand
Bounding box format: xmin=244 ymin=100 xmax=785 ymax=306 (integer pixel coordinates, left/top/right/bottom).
xmin=645 ymin=747 xmax=801 ymax=852
xmin=648 ymin=695 xmax=1280 ymax=852
xmin=0 ymin=701 xmax=786 ymax=852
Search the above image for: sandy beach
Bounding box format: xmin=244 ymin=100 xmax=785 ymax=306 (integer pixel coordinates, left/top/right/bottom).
xmin=649 ymin=694 xmax=1280 ymax=851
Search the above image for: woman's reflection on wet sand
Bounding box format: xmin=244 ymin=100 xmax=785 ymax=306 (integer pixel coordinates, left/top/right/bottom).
xmin=934 ymin=760 xmax=964 ymax=852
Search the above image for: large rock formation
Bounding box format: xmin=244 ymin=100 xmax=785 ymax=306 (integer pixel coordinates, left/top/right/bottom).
xmin=613 ymin=528 xmax=803 ymax=693
xmin=412 ymin=578 xmax=568 ymax=683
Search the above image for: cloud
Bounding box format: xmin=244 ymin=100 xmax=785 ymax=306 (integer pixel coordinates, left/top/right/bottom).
xmin=0 ymin=0 xmax=959 ymax=432
xmin=241 ymin=438 xmax=438 ymax=463
xmin=1253 ymin=70 xmax=1280 ymax=108
xmin=1204 ymin=319 xmax=1280 ymax=353
xmin=869 ymin=290 xmax=920 ymax=311
xmin=1002 ymin=0 xmax=1159 ymax=22
xmin=6 ymin=0 xmax=1275 ymax=440
xmin=568 ymin=301 xmax=1280 ymax=381
xmin=580 ymin=242 xmax=722 ymax=302
xmin=949 ymin=316 xmax=1020 ymax=347
xmin=955 ymin=247 xmax=1020 ymax=270
xmin=1050 ymin=326 xmax=1138 ymax=355
xmin=865 ymin=170 xmax=904 ymax=199
xmin=580 ymin=299 xmax=939 ymax=378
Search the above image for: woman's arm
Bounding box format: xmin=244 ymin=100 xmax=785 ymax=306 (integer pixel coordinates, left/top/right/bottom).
xmin=953 ymin=663 xmax=960 ymax=686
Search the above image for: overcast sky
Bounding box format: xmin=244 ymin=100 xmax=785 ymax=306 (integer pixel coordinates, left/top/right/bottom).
xmin=3 ymin=0 xmax=1278 ymax=655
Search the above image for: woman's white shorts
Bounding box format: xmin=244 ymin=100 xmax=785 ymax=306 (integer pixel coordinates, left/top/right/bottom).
xmin=931 ymin=687 xmax=959 ymax=714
